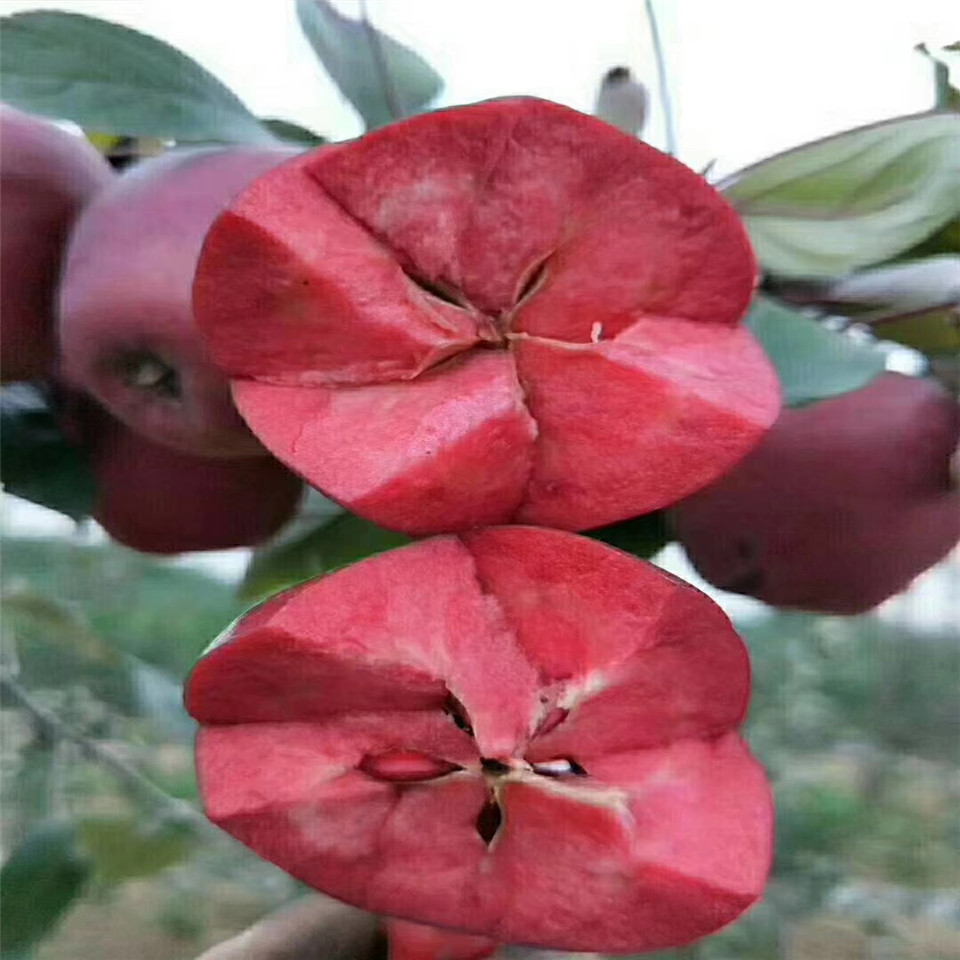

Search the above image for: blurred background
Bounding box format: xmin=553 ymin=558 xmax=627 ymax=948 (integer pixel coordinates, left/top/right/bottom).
xmin=1 ymin=2 xmax=958 ymax=958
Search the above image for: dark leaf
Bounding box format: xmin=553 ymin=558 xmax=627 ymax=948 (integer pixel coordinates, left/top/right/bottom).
xmin=242 ymin=511 xmax=411 ymax=601
xmin=0 ymin=822 xmax=90 ymax=957
xmin=0 ymin=384 xmax=95 ymax=520
xmin=0 ymin=11 xmax=275 ymax=143
xmin=260 ymin=117 xmax=327 ymax=146
xmin=586 ymin=512 xmax=671 ymax=559
xmin=722 ymin=112 xmax=960 ymax=277
xmin=296 ymin=0 xmax=442 ymax=130
xmin=746 ymin=297 xmax=886 ymax=406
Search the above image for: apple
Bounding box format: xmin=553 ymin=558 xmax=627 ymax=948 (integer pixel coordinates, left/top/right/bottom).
xmin=193 ymin=98 xmax=780 ymax=534
xmin=386 ymin=919 xmax=496 ymax=960
xmin=58 ymin=145 xmax=298 ymax=458
xmin=669 ymin=372 xmax=960 ymax=613
xmin=185 ymin=527 xmax=772 ymax=954
xmin=0 ymin=105 xmax=113 ymax=382
xmin=62 ymin=392 xmax=302 ymax=554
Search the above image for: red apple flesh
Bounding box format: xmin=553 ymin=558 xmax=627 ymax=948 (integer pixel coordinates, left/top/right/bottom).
xmin=193 ymin=98 xmax=780 ymax=533
xmin=0 ymin=105 xmax=113 ymax=382
xmin=186 ymin=527 xmax=773 ymax=954
xmin=669 ymin=372 xmax=960 ymax=613
xmin=58 ymin=146 xmax=298 ymax=458
xmin=386 ymin=919 xmax=496 ymax=960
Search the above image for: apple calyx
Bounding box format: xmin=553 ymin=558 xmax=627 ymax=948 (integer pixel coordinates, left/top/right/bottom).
xmin=194 ymin=98 xmax=781 ymax=533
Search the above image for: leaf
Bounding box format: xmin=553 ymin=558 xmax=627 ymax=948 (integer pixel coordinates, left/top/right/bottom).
xmin=746 ymin=296 xmax=886 ymax=407
xmin=722 ymin=113 xmax=960 ymax=277
xmin=0 ymin=384 xmax=95 ymax=520
xmin=260 ymin=117 xmax=327 ymax=146
xmin=296 ymin=0 xmax=442 ymax=130
xmin=586 ymin=512 xmax=671 ymax=559
xmin=873 ymin=306 xmax=960 ymax=355
xmin=78 ymin=815 xmax=194 ymax=883
xmin=0 ymin=11 xmax=275 ymax=143
xmin=241 ymin=511 xmax=411 ymax=601
xmin=916 ymin=43 xmax=960 ymax=111
xmin=0 ymin=822 xmax=90 ymax=958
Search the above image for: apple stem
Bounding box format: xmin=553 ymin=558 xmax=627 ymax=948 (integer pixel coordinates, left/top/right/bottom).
xmin=644 ymin=0 xmax=678 ymax=156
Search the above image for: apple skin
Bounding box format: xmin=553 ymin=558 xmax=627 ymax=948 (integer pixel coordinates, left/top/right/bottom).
xmin=0 ymin=105 xmax=113 ymax=382
xmin=61 ymin=391 xmax=303 ymax=554
xmin=58 ymin=145 xmax=299 ymax=458
xmin=668 ymin=372 xmax=960 ymax=614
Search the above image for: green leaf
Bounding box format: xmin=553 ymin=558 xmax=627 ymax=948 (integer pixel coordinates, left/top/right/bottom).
xmin=873 ymin=306 xmax=960 ymax=355
xmin=260 ymin=117 xmax=327 ymax=146
xmin=241 ymin=511 xmax=411 ymax=601
xmin=78 ymin=815 xmax=194 ymax=883
xmin=746 ymin=296 xmax=886 ymax=407
xmin=916 ymin=43 xmax=960 ymax=111
xmin=0 ymin=822 xmax=90 ymax=958
xmin=0 ymin=11 xmax=275 ymax=143
xmin=586 ymin=512 xmax=671 ymax=559
xmin=296 ymin=0 xmax=442 ymax=130
xmin=0 ymin=384 xmax=95 ymax=520
xmin=722 ymin=112 xmax=960 ymax=277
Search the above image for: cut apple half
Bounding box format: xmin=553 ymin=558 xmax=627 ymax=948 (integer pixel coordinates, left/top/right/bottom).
xmin=194 ymin=98 xmax=780 ymax=534
xmin=186 ymin=527 xmax=773 ymax=954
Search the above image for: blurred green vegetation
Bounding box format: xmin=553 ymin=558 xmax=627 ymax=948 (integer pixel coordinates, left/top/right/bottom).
xmin=1 ymin=532 xmax=958 ymax=960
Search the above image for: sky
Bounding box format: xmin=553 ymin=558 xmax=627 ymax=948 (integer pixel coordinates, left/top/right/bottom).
xmin=1 ymin=0 xmax=957 ymax=176
xmin=1 ymin=0 xmax=958 ymax=615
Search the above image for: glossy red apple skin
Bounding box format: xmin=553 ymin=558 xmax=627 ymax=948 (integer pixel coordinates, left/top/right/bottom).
xmin=0 ymin=104 xmax=113 ymax=382
xmin=193 ymin=98 xmax=780 ymax=534
xmin=61 ymin=392 xmax=302 ymax=554
xmin=186 ymin=527 xmax=773 ymax=954
xmin=669 ymin=372 xmax=960 ymax=614
xmin=58 ymin=145 xmax=299 ymax=458
xmin=386 ymin=919 xmax=496 ymax=960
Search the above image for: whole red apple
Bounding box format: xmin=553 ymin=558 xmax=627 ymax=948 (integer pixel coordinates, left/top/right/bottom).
xmin=186 ymin=527 xmax=772 ymax=954
xmin=58 ymin=145 xmax=298 ymax=458
xmin=194 ymin=98 xmax=780 ymax=534
xmin=669 ymin=372 xmax=960 ymax=613
xmin=62 ymin=392 xmax=302 ymax=554
xmin=0 ymin=104 xmax=113 ymax=382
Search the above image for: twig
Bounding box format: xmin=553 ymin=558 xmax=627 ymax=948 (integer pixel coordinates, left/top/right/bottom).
xmin=359 ymin=0 xmax=402 ymax=122
xmin=0 ymin=673 xmax=211 ymax=833
xmin=644 ymin=0 xmax=678 ymax=155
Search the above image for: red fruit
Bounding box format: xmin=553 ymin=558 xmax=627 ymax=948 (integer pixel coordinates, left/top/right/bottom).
xmin=194 ymin=98 xmax=780 ymax=534
xmin=58 ymin=146 xmax=298 ymax=458
xmin=66 ymin=396 xmax=302 ymax=554
xmin=0 ymin=105 xmax=113 ymax=382
xmin=186 ymin=527 xmax=772 ymax=954
xmin=669 ymin=372 xmax=960 ymax=614
xmin=387 ymin=919 xmax=496 ymax=960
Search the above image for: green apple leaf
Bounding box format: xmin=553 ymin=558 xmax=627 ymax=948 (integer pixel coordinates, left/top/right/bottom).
xmin=587 ymin=512 xmax=671 ymax=559
xmin=259 ymin=117 xmax=327 ymax=146
xmin=241 ymin=510 xmax=411 ymax=601
xmin=78 ymin=815 xmax=194 ymax=883
xmin=873 ymin=307 xmax=960 ymax=355
xmin=746 ymin=297 xmax=886 ymax=407
xmin=0 ymin=822 xmax=91 ymax=958
xmin=296 ymin=0 xmax=442 ymax=130
xmin=722 ymin=113 xmax=960 ymax=277
xmin=0 ymin=11 xmax=275 ymax=143
xmin=0 ymin=384 xmax=95 ymax=520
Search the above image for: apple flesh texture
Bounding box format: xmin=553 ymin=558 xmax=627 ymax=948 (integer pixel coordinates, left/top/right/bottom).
xmin=0 ymin=105 xmax=113 ymax=382
xmin=669 ymin=372 xmax=960 ymax=614
xmin=386 ymin=919 xmax=496 ymax=960
xmin=186 ymin=527 xmax=772 ymax=954
xmin=58 ymin=146 xmax=298 ymax=458
xmin=195 ymin=98 xmax=780 ymax=534
xmin=66 ymin=395 xmax=302 ymax=554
